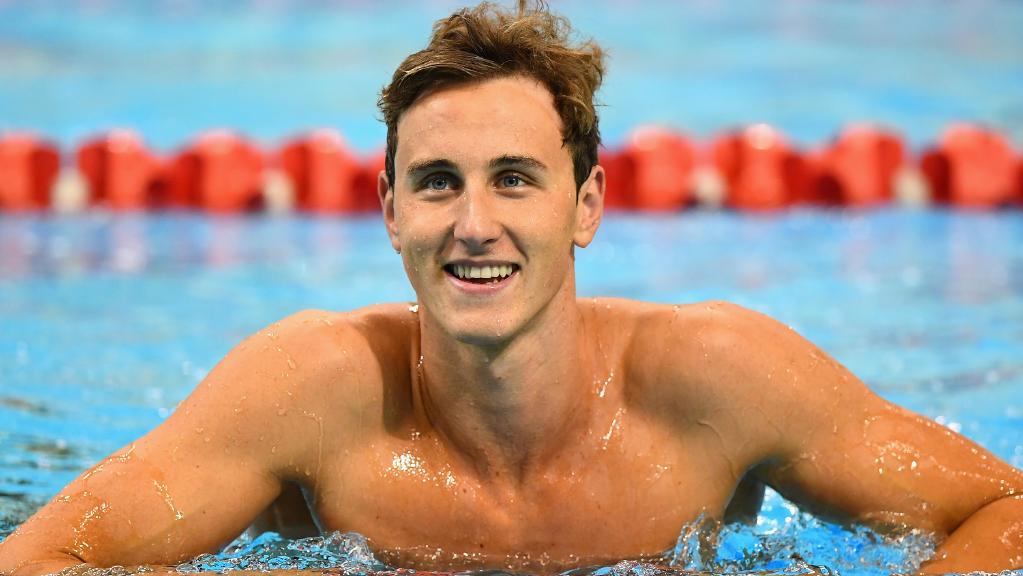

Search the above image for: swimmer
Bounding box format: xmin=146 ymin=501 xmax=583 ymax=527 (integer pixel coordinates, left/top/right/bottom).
xmin=1 ymin=2 xmax=1021 ymax=574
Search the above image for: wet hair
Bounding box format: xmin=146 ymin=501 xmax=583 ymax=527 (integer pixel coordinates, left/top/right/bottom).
xmin=378 ymin=0 xmax=606 ymax=192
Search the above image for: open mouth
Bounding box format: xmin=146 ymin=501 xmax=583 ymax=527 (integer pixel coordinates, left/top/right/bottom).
xmin=443 ymin=263 xmax=519 ymax=285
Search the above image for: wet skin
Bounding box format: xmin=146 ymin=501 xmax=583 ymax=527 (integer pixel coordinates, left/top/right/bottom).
xmin=2 ymin=77 xmax=1022 ymax=576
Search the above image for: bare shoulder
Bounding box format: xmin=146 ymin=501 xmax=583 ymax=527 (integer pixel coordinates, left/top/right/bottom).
xmin=253 ymin=303 xmax=417 ymax=380
xmin=619 ymin=298 xmax=783 ymax=392
xmin=616 ymin=299 xmax=873 ymax=437
xmin=217 ymin=303 xmax=418 ymax=415
xmin=0 ymin=304 xmax=420 ymax=573
xmin=167 ymin=303 xmax=419 ymax=467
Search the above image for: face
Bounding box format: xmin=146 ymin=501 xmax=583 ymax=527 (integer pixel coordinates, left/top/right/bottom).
xmin=380 ymin=75 xmax=604 ymax=347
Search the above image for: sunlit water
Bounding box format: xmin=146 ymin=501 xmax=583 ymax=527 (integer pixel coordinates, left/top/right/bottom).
xmin=1 ymin=210 xmax=1021 ymax=574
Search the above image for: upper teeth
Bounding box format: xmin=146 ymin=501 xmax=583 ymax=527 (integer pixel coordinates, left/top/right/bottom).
xmin=453 ymin=264 xmax=514 ymax=280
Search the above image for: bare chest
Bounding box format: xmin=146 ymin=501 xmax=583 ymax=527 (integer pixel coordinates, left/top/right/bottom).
xmin=308 ymin=427 xmax=741 ymax=572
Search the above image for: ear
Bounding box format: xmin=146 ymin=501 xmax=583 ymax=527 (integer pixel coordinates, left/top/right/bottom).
xmin=573 ymin=164 xmax=605 ymax=248
xmin=378 ymin=170 xmax=401 ymax=252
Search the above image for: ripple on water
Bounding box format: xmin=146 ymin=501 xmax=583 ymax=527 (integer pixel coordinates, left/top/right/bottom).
xmin=177 ymin=531 xmax=387 ymax=573
xmin=0 ymin=515 xmax=940 ymax=576
xmin=164 ymin=509 xmax=936 ymax=576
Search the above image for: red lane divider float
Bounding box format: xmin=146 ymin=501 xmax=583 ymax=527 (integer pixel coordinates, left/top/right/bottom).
xmin=168 ymin=130 xmax=266 ymax=213
xmin=3 ymin=124 xmax=1021 ymax=213
xmin=921 ymin=124 xmax=1019 ymax=209
xmin=1017 ymin=155 xmax=1023 ymax=204
xmin=279 ymin=130 xmax=380 ymax=213
xmin=805 ymin=124 xmax=906 ymax=208
xmin=712 ymin=124 xmax=807 ymax=211
xmin=357 ymin=152 xmax=386 ymax=212
xmin=600 ymin=126 xmax=696 ymax=210
xmin=0 ymin=133 xmax=60 ymax=211
xmin=78 ymin=130 xmax=164 ymax=211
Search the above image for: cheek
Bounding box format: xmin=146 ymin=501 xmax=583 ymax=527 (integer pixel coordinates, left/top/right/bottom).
xmin=395 ymin=211 xmax=449 ymax=283
xmin=396 ymin=204 xmax=439 ymax=247
xmin=533 ymin=206 xmax=579 ymax=248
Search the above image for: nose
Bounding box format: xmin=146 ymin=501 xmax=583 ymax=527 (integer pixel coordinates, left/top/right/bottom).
xmin=452 ymin=188 xmax=502 ymax=252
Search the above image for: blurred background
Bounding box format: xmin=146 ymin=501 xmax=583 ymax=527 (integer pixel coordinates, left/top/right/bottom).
xmin=2 ymin=0 xmax=1022 ymax=154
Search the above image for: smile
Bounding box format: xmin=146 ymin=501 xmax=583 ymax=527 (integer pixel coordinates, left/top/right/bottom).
xmin=443 ymin=262 xmax=520 ymax=287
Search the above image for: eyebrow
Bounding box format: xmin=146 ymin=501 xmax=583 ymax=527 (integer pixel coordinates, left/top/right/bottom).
xmin=488 ymin=155 xmax=549 ymax=174
xmin=404 ymin=155 xmax=550 ymax=183
xmin=405 ymin=159 xmax=458 ymax=183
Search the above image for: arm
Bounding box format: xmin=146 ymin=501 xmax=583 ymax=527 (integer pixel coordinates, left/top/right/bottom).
xmin=693 ymin=303 xmax=1023 ymax=573
xmin=0 ymin=310 xmax=345 ymax=576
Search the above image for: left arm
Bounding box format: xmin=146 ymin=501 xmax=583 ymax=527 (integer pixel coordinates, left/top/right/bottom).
xmin=697 ymin=303 xmax=1023 ymax=573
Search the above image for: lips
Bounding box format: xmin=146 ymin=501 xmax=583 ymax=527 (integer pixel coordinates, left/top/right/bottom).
xmin=443 ymin=262 xmax=520 ymax=290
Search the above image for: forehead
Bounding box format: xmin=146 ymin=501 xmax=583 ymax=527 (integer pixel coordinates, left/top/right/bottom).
xmin=394 ymin=75 xmax=569 ymax=172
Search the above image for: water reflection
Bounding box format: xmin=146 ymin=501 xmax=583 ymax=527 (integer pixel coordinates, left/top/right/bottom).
xmin=946 ymin=212 xmax=1019 ymax=305
xmin=0 ymin=213 xmax=393 ymax=280
xmin=0 ymin=210 xmax=1019 ymax=574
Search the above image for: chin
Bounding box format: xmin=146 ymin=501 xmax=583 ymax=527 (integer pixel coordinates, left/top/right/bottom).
xmin=448 ymin=321 xmax=517 ymax=349
xmin=433 ymin=308 xmax=524 ymax=350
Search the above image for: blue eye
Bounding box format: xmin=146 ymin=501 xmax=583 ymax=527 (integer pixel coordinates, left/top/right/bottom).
xmin=425 ymin=176 xmax=451 ymax=191
xmin=500 ymin=175 xmax=524 ymax=187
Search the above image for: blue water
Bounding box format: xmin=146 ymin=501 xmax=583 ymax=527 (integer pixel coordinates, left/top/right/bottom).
xmin=2 ymin=210 xmax=1022 ymax=574
xmin=1 ymin=0 xmax=1022 ymax=152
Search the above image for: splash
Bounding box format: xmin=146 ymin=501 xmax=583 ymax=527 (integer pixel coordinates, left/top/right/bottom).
xmin=167 ymin=505 xmax=937 ymax=576
xmin=663 ymin=510 xmax=937 ymax=576
xmin=0 ymin=498 xmax=947 ymax=576
xmin=176 ymin=531 xmax=388 ymax=573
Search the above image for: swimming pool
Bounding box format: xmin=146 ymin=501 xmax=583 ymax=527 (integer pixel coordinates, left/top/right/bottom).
xmin=2 ymin=0 xmax=1023 ymax=572
xmin=2 ymin=209 xmax=1021 ymax=574
xmin=3 ymin=0 xmax=1022 ymax=152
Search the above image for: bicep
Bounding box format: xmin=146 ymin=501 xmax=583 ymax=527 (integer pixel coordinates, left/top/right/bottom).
xmin=1 ymin=310 xmax=356 ymax=573
xmin=750 ymin=345 xmax=1023 ymax=535
xmin=0 ymin=317 xmax=322 ymax=571
xmin=686 ymin=303 xmax=1023 ymax=536
xmin=2 ymin=409 xmax=283 ymax=570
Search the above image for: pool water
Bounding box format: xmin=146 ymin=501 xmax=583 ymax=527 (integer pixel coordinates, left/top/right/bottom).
xmin=2 ymin=0 xmax=1023 ymax=572
xmin=2 ymin=0 xmax=1022 ymax=151
xmin=2 ymin=209 xmax=1021 ymax=574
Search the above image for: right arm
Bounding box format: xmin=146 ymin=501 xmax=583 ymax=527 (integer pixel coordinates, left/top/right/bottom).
xmin=0 ymin=310 xmax=349 ymax=576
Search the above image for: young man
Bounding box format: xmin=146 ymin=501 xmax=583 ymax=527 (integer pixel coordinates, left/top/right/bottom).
xmin=1 ymin=3 xmax=1021 ymax=575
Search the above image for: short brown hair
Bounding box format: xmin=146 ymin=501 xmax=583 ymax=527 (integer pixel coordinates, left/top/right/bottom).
xmin=378 ymin=1 xmax=606 ymax=192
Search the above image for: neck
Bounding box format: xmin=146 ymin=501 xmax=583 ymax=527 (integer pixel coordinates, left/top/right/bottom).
xmin=414 ymin=287 xmax=594 ymax=486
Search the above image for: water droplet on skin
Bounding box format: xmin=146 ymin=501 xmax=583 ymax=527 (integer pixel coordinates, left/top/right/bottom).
xmin=596 ymin=370 xmax=615 ymax=398
xmin=287 ymin=357 xmax=296 ymax=370
xmin=277 ymin=408 xmax=287 ymax=416
xmin=409 ymin=303 xmax=420 ymax=313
